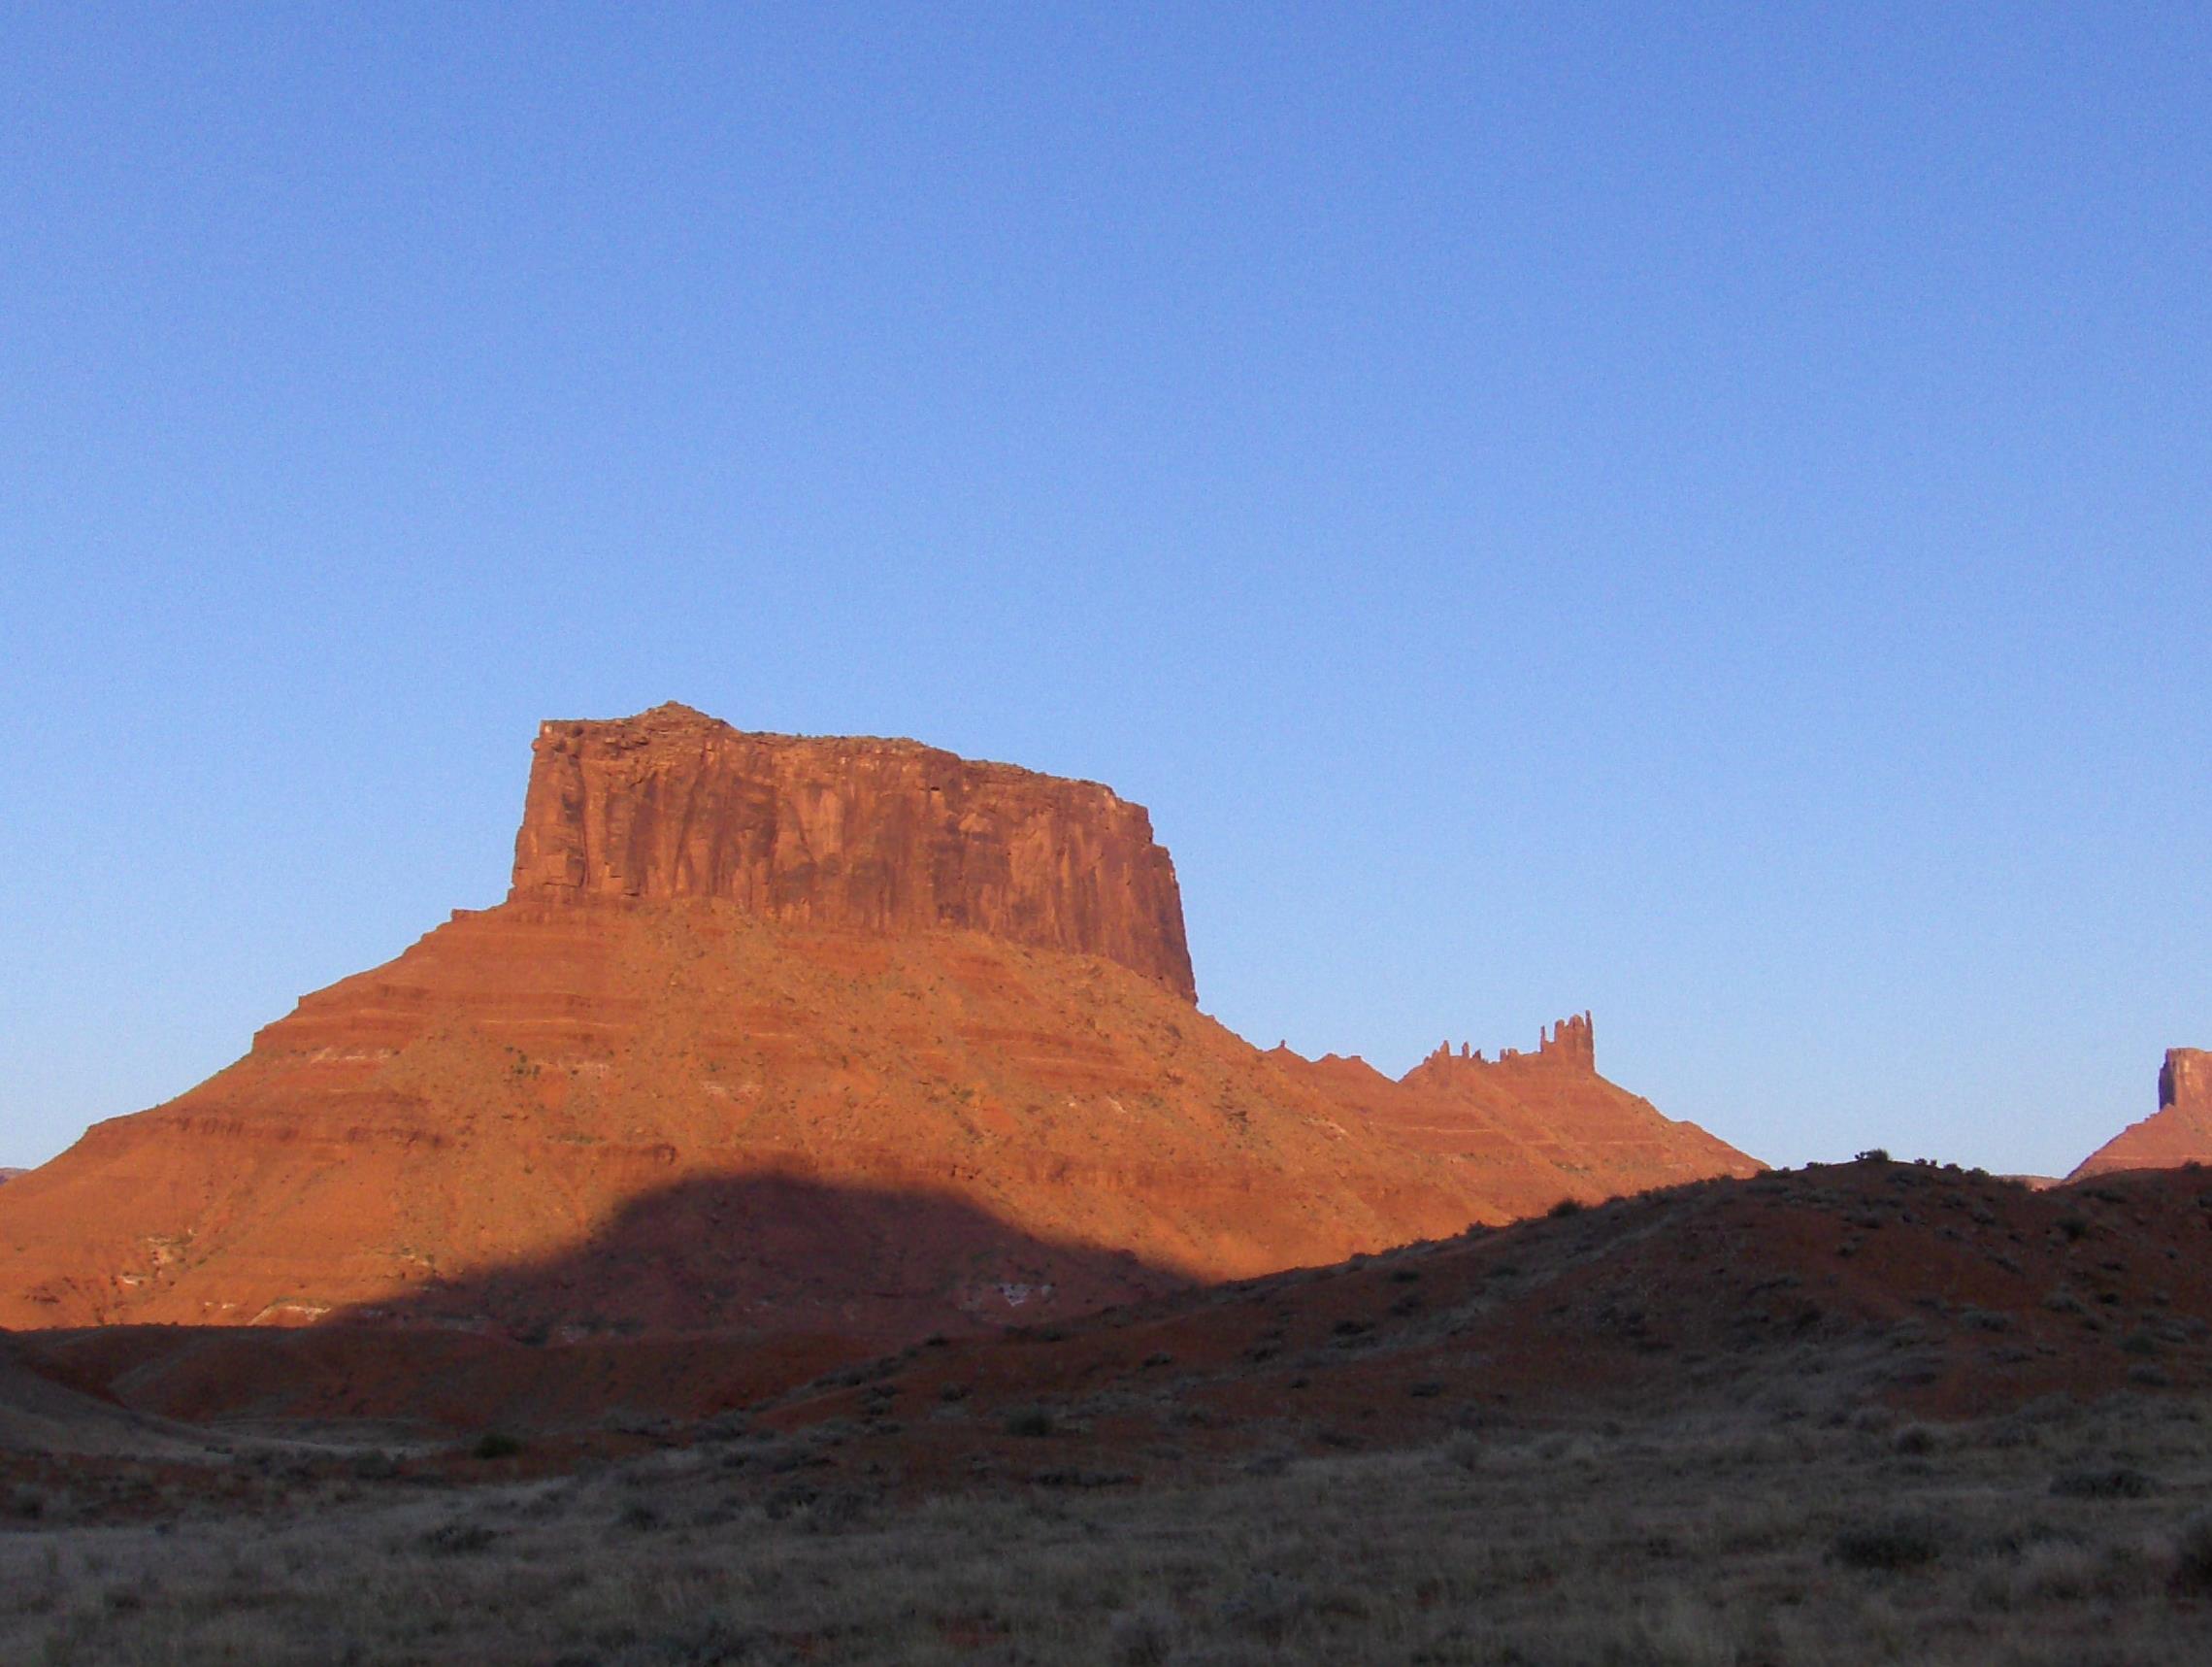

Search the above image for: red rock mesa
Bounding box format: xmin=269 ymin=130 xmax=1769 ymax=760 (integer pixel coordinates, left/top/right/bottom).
xmin=0 ymin=707 xmax=1759 ymax=1342
xmin=2069 ymin=1048 xmax=2212 ymax=1180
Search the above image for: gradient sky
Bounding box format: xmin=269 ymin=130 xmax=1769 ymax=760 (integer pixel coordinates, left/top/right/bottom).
xmin=4 ymin=5 xmax=2207 ymax=1176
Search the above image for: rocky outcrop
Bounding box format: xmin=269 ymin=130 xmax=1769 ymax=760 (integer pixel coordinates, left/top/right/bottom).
xmin=1408 ymin=1011 xmax=1596 ymax=1078
xmin=2165 ymin=1050 xmax=2212 ymax=1117
xmin=2069 ymin=1048 xmax=2212 ymax=1181
xmin=1272 ymin=1015 xmax=1762 ymax=1218
xmin=512 ymin=705 xmax=1196 ymax=1001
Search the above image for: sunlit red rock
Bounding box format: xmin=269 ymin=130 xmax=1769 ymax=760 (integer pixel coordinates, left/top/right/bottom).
xmin=0 ymin=707 xmax=1761 ymax=1343
xmin=2068 ymin=1048 xmax=2212 ymax=1180
xmin=1267 ymin=1013 xmax=1761 ymax=1220
xmin=512 ymin=703 xmax=1195 ymax=1000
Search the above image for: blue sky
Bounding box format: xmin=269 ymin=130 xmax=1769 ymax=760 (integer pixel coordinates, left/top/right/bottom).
xmin=3 ymin=5 xmax=2206 ymax=1174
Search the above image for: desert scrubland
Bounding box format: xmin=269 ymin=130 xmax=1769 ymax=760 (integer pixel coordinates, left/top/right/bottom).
xmin=6 ymin=1388 xmax=2211 ymax=1666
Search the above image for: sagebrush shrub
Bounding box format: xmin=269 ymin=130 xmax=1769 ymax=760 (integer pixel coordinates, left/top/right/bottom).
xmin=2173 ymin=1509 xmax=2212 ymax=1589
xmin=2051 ymin=1466 xmax=2153 ymax=1500
xmin=1832 ymin=1512 xmax=1944 ymax=1571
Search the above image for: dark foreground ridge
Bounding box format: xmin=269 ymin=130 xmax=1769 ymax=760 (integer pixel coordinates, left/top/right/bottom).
xmin=16 ymin=1157 xmax=2212 ymax=1459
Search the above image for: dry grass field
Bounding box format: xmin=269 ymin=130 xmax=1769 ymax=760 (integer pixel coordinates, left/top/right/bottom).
xmin=5 ymin=1386 xmax=2211 ymax=1665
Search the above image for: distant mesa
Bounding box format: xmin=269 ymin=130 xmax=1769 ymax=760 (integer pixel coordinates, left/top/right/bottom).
xmin=2068 ymin=1048 xmax=2212 ymax=1181
xmin=0 ymin=1170 xmax=21 ymax=1186
xmin=0 ymin=704 xmax=1761 ymax=1342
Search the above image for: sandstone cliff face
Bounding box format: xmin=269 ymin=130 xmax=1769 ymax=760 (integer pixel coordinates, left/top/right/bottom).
xmin=512 ymin=705 xmax=1196 ymax=1001
xmin=2069 ymin=1048 xmax=2212 ymax=1181
xmin=2163 ymin=1050 xmax=2212 ymax=1117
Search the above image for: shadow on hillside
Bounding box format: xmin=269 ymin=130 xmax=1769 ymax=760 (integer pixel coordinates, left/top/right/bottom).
xmin=333 ymin=1168 xmax=1192 ymax=1347
xmin=12 ymin=1174 xmax=1197 ymax=1436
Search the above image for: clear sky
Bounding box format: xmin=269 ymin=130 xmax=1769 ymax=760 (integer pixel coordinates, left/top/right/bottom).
xmin=3 ymin=6 xmax=2207 ymax=1176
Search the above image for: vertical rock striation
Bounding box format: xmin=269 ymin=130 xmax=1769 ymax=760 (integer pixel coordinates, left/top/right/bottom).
xmin=511 ymin=704 xmax=1197 ymax=1002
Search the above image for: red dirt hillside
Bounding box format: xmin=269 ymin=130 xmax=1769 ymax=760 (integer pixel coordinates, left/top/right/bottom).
xmin=732 ymin=1158 xmax=2212 ymax=1486
xmin=0 ymin=706 xmax=1759 ymax=1343
xmin=1268 ymin=1014 xmax=1759 ymax=1218
xmin=2070 ymin=1049 xmax=2212 ymax=1181
xmin=30 ymin=1159 xmax=2210 ymax=1452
